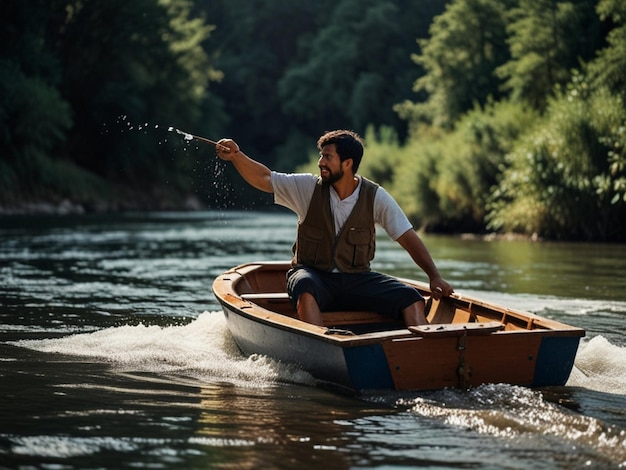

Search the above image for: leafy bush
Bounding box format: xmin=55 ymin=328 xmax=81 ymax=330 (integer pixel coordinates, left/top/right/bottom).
xmin=393 ymin=100 xmax=537 ymax=231
xmin=487 ymin=76 xmax=626 ymax=240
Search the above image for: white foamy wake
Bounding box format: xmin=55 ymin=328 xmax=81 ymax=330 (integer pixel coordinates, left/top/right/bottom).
xmin=13 ymin=312 xmax=315 ymax=389
xmin=568 ymin=335 xmax=626 ymax=395
xmin=15 ymin=310 xmax=626 ymax=394
xmin=401 ymin=383 xmax=626 ymax=465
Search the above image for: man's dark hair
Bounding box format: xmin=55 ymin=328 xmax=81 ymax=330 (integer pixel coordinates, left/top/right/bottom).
xmin=317 ymin=130 xmax=364 ymax=173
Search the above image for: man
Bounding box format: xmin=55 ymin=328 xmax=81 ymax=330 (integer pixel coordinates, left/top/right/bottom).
xmin=215 ymin=130 xmax=453 ymax=328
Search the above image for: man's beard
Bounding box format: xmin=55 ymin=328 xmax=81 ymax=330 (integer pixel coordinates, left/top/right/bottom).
xmin=320 ymin=167 xmax=343 ymax=185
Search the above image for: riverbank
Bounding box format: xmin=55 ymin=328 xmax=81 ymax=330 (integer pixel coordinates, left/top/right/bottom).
xmin=0 ymin=193 xmax=205 ymax=216
xmin=0 ymin=197 xmax=542 ymax=243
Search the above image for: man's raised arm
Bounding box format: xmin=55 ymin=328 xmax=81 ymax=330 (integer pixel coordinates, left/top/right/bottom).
xmin=215 ymin=138 xmax=273 ymax=193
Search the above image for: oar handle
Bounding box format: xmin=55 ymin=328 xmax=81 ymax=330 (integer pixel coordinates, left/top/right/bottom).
xmin=190 ymin=134 xmax=229 ymax=150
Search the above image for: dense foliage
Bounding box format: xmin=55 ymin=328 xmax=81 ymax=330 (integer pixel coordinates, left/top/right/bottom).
xmin=1 ymin=0 xmax=624 ymax=240
xmin=1 ymin=0 xmax=226 ymax=210
xmin=399 ymin=0 xmax=625 ymax=240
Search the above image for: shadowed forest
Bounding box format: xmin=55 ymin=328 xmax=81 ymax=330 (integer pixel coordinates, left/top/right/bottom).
xmin=1 ymin=0 xmax=625 ymax=241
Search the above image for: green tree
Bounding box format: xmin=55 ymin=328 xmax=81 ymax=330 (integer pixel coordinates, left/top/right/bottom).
xmin=0 ymin=1 xmax=78 ymax=204
xmin=496 ymin=0 xmax=602 ymax=109
xmin=278 ymin=0 xmax=446 ymax=165
xmin=587 ymin=0 xmax=626 ymax=94
xmin=58 ymin=0 xmax=223 ymax=183
xmin=399 ymin=0 xmax=513 ymax=129
xmin=203 ymin=0 xmax=333 ymax=168
xmin=586 ymin=0 xmax=626 ymax=215
xmin=1 ymin=0 xmax=225 ymax=208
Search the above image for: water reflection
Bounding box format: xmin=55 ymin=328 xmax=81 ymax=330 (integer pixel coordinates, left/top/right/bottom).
xmin=194 ymin=384 xmax=370 ymax=469
xmin=378 ymin=232 xmax=626 ymax=302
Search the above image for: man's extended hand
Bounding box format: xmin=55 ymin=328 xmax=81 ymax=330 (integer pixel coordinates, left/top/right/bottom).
xmin=215 ymin=139 xmax=240 ymax=161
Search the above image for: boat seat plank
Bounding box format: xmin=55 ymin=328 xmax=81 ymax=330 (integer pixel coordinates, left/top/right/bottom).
xmin=240 ymin=292 xmax=290 ymax=301
xmin=409 ymin=321 xmax=504 ymax=337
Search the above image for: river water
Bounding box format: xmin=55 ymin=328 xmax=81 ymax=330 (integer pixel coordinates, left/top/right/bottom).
xmin=1 ymin=210 xmax=625 ymax=469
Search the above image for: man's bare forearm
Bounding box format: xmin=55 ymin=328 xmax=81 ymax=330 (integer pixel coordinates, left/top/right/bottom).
xmin=215 ymin=139 xmax=273 ymax=193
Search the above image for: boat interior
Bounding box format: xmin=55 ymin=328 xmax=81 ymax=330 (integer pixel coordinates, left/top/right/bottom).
xmin=228 ymin=263 xmax=574 ymax=336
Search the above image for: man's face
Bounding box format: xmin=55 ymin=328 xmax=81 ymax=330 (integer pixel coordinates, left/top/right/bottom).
xmin=318 ymin=144 xmax=345 ymax=184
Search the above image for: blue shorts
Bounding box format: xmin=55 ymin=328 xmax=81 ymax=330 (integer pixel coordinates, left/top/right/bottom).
xmin=286 ymin=266 xmax=424 ymax=320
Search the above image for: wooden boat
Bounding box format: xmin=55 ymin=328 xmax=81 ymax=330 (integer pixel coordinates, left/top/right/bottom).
xmin=213 ymin=261 xmax=585 ymax=393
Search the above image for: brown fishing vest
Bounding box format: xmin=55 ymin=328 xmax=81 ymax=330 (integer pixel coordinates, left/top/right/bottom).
xmin=292 ymin=177 xmax=378 ymax=272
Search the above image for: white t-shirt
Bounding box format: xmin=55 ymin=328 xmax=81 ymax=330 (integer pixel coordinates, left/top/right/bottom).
xmin=270 ymin=172 xmax=412 ymax=241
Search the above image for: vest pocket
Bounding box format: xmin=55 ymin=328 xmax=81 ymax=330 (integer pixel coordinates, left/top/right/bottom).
xmin=346 ymin=228 xmax=373 ymax=268
xmin=297 ymin=226 xmax=324 ymax=265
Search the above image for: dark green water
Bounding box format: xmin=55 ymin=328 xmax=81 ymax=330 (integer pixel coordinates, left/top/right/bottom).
xmin=1 ymin=211 xmax=625 ymax=469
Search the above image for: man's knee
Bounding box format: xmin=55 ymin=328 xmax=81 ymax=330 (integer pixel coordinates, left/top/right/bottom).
xmin=402 ymin=299 xmax=427 ymax=327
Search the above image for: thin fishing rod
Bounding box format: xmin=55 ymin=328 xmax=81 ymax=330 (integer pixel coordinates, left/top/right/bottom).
xmin=168 ymin=127 xmax=230 ymax=150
